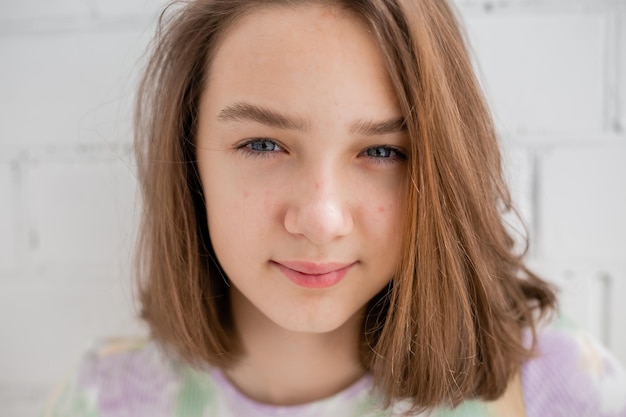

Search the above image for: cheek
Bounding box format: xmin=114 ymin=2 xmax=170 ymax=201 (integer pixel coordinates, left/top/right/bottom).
xmin=357 ymin=184 xmax=406 ymax=245
xmin=359 ymin=185 xmax=403 ymax=221
xmin=241 ymin=189 xmax=279 ymax=219
xmin=235 ymin=188 xmax=282 ymax=243
xmin=203 ymin=160 xmax=285 ymax=231
xmin=262 ymin=190 xmax=277 ymax=212
xmin=203 ymin=174 xmax=280 ymax=264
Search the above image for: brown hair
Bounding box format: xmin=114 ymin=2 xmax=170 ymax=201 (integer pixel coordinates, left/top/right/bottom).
xmin=134 ymin=0 xmax=556 ymax=411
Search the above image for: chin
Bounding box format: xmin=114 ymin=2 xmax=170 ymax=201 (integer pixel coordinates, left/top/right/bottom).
xmin=270 ymin=308 xmax=360 ymax=335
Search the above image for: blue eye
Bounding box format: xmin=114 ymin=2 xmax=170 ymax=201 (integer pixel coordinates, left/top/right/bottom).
xmin=248 ymin=139 xmax=282 ymax=152
xmin=238 ymin=138 xmax=285 ymax=158
xmin=363 ymin=146 xmax=406 ymax=161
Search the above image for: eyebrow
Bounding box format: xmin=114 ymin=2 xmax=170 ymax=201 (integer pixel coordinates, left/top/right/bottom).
xmin=217 ymin=102 xmax=310 ymax=132
xmin=349 ymin=117 xmax=406 ymax=136
xmin=217 ymin=101 xmax=406 ymax=136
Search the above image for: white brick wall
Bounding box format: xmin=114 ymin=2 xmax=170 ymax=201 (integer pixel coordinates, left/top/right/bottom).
xmin=465 ymin=12 xmax=606 ymax=134
xmin=1 ymin=1 xmax=625 ymax=415
xmin=0 ymin=0 xmax=90 ymax=21
xmin=0 ymin=163 xmax=17 ymax=273
xmin=26 ymin=157 xmax=138 ymax=267
xmin=612 ymin=8 xmax=626 ymax=133
xmin=539 ymin=146 xmax=626 ymax=259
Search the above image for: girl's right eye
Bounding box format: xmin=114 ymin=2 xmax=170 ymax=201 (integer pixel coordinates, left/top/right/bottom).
xmin=237 ymin=138 xmax=285 ymax=158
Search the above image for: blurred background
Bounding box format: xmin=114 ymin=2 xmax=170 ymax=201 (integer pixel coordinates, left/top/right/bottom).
xmin=0 ymin=0 xmax=625 ymax=415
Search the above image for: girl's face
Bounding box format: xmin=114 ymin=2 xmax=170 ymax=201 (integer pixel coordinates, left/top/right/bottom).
xmin=196 ymin=4 xmax=408 ymax=334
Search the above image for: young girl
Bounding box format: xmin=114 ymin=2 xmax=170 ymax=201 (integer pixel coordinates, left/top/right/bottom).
xmin=47 ymin=0 xmax=626 ymax=416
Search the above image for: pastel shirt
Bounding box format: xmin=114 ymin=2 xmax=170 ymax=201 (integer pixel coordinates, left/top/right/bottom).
xmin=44 ymin=323 xmax=626 ymax=417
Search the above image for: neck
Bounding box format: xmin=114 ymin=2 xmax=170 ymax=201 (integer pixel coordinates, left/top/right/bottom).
xmin=225 ymin=289 xmax=366 ymax=406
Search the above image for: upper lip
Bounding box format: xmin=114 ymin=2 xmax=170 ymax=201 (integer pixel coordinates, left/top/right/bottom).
xmin=273 ymin=261 xmax=355 ymax=275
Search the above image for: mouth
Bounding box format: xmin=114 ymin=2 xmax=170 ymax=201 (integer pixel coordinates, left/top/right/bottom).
xmin=272 ymin=261 xmax=356 ymax=289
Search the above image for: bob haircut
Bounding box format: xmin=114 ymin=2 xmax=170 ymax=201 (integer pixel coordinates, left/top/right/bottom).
xmin=134 ymin=0 xmax=556 ymax=411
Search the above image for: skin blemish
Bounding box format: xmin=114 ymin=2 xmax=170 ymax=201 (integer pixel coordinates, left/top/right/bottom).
xmin=378 ymin=206 xmax=385 ymax=213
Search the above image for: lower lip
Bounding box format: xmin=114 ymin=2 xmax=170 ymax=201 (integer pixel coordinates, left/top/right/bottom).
xmin=275 ymin=263 xmax=353 ymax=289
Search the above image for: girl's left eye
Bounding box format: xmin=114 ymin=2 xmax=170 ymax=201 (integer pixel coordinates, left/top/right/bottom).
xmin=362 ymin=146 xmax=406 ymax=162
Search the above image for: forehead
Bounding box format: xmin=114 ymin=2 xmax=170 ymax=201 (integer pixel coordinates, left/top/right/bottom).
xmin=202 ymin=3 xmax=401 ymax=125
xmin=213 ymin=3 xmax=369 ymax=58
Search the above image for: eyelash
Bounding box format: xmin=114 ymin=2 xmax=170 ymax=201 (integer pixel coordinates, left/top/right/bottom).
xmin=236 ymin=138 xmax=406 ymax=164
xmin=237 ymin=138 xmax=285 ymax=159
xmin=360 ymin=146 xmax=406 ymax=166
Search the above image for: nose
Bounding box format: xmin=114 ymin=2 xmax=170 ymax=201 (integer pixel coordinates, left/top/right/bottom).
xmin=284 ymin=172 xmax=353 ymax=245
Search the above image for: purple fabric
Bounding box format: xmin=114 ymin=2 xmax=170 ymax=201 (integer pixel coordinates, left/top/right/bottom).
xmin=51 ymin=325 xmax=626 ymax=417
xmin=79 ymin=344 xmax=177 ymax=417
xmin=522 ymin=326 xmax=626 ymax=417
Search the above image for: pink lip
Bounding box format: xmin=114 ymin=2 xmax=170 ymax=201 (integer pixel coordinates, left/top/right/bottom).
xmin=273 ymin=261 xmax=355 ymax=289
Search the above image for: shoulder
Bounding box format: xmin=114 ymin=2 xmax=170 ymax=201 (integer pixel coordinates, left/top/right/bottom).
xmin=521 ymin=318 xmax=626 ymax=417
xmin=44 ymin=337 xmax=218 ymax=417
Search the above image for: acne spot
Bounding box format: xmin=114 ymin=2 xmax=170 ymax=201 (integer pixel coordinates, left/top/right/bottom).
xmin=378 ymin=206 xmax=385 ymax=213
xmin=320 ymin=7 xmax=335 ymax=19
xmin=315 ymin=182 xmax=321 ymax=190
